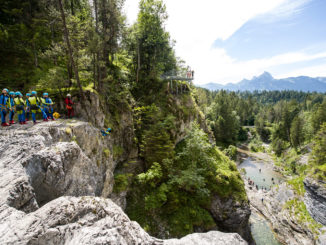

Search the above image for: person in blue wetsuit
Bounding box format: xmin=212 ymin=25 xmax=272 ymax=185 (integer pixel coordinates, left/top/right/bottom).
xmin=42 ymin=93 xmax=55 ymax=120
xmin=0 ymin=88 xmax=10 ymax=127
xmin=101 ymin=128 xmax=112 ymax=136
xmin=14 ymin=92 xmax=26 ymax=125
xmin=25 ymin=93 xmax=31 ymax=121
xmin=29 ymin=91 xmax=47 ymax=123
xmin=8 ymin=91 xmax=16 ymax=125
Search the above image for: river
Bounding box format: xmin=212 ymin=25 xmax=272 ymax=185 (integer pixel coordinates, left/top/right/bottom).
xmin=238 ymin=156 xmax=285 ymax=245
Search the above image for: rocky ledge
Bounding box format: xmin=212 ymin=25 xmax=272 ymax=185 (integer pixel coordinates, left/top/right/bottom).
xmin=304 ymin=177 xmax=326 ymax=226
xmin=245 ymin=180 xmax=326 ymax=245
xmin=0 ymin=121 xmax=247 ymax=244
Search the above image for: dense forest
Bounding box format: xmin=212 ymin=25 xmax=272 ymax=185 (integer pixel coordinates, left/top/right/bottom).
xmin=195 ymin=88 xmax=326 ymax=184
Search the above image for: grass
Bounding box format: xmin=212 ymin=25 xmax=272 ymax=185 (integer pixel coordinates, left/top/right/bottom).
xmin=65 ymin=127 xmax=72 ymax=135
xmin=113 ymin=145 xmax=124 ymax=159
xmin=287 ymin=176 xmax=305 ymax=196
xmin=273 ymin=148 xmax=307 ymax=176
xmin=113 ymin=173 xmax=133 ymax=193
xmin=103 ymin=148 xmax=110 ymax=158
xmin=284 ymin=198 xmax=323 ymax=235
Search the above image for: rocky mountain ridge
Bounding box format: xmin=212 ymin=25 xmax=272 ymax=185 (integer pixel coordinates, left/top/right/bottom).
xmin=201 ymin=72 xmax=326 ymax=92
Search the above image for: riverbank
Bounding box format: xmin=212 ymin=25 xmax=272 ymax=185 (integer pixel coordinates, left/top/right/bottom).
xmin=237 ymin=146 xmax=325 ymax=245
xmin=245 ymin=180 xmax=316 ymax=245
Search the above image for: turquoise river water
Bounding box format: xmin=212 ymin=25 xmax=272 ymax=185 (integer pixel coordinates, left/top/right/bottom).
xmin=239 ymin=157 xmax=284 ymax=245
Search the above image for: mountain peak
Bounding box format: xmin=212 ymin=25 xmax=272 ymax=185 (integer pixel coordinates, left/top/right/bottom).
xmin=200 ymin=73 xmax=326 ymax=92
xmin=258 ymin=71 xmax=273 ymax=79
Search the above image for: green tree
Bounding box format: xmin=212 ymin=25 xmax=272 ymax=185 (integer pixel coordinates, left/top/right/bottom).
xmin=128 ymin=0 xmax=176 ymax=100
xmin=207 ymin=90 xmax=240 ymax=147
xmin=290 ymin=115 xmax=304 ymax=151
xmin=311 ymin=100 xmax=326 ymax=133
xmin=310 ymin=123 xmax=326 ymax=166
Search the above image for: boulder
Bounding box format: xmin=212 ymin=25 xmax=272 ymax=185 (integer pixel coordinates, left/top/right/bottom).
xmin=210 ymin=195 xmax=252 ymax=242
xmin=165 ymin=231 xmax=247 ymax=245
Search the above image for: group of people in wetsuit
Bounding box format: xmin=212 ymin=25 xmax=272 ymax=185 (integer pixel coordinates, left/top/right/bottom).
xmin=0 ymin=88 xmax=55 ymax=126
xmin=247 ymin=177 xmax=271 ymax=191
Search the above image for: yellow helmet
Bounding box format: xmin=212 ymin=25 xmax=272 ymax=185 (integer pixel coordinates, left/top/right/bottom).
xmin=53 ymin=112 xmax=60 ymax=119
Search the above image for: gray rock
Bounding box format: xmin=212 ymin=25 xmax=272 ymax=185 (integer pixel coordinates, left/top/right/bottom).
xmin=0 ymin=120 xmax=248 ymax=245
xmin=165 ymin=231 xmax=247 ymax=245
xmin=210 ymin=195 xmax=252 ymax=242
xmin=1 ymin=196 xmax=162 ymax=245
xmin=0 ymin=121 xmax=114 ymax=206
xmin=304 ymin=177 xmax=326 ymax=226
xmin=318 ymin=227 xmax=326 ymax=245
xmin=245 ymin=180 xmax=324 ymax=245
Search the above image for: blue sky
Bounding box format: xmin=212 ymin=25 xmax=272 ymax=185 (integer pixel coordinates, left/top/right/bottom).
xmin=125 ymin=0 xmax=326 ymax=84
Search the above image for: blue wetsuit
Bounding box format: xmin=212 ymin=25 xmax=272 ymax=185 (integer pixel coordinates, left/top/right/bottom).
xmin=0 ymin=94 xmax=9 ymax=124
xmin=43 ymin=97 xmax=54 ymax=119
xmin=25 ymin=98 xmax=30 ymax=120
xmin=9 ymin=97 xmax=15 ymax=121
xmin=101 ymin=128 xmax=112 ymax=136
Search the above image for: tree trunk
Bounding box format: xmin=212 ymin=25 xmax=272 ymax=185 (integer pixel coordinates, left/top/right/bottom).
xmin=93 ymin=0 xmax=101 ymax=91
xmin=136 ymin=41 xmax=140 ymax=83
xmin=99 ymin=0 xmax=109 ymax=87
xmin=32 ymin=41 xmax=38 ymax=67
xmin=57 ymin=0 xmax=88 ymax=117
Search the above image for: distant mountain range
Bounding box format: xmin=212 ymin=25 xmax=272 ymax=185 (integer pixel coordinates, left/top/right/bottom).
xmin=200 ymin=72 xmax=326 ymax=92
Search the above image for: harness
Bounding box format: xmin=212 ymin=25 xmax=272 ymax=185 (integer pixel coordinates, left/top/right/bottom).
xmin=42 ymin=97 xmax=53 ymax=109
xmin=14 ymin=98 xmax=25 ymax=111
xmin=29 ymin=96 xmax=39 ymax=110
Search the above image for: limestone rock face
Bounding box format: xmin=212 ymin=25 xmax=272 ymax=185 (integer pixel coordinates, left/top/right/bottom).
xmin=210 ymin=196 xmax=252 ymax=242
xmin=165 ymin=231 xmax=247 ymax=245
xmin=0 ymin=120 xmax=248 ymax=245
xmin=0 ymin=121 xmax=114 ymax=207
xmin=304 ymin=177 xmax=326 ymax=226
xmin=245 ymin=181 xmax=325 ymax=245
xmin=1 ymin=196 xmax=163 ymax=245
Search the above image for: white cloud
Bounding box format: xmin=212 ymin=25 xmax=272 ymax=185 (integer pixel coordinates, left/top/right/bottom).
xmin=196 ymin=49 xmax=326 ymax=84
xmin=275 ymin=63 xmax=326 ymax=78
xmin=124 ymin=0 xmax=320 ymax=84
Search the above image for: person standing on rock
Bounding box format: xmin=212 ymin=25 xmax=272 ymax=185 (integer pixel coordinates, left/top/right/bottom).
xmin=29 ymin=91 xmax=46 ymax=124
xmin=25 ymin=93 xmax=31 ymax=121
xmin=0 ymin=88 xmax=10 ymax=127
xmin=8 ymin=91 xmax=16 ymax=125
xmin=42 ymin=93 xmax=55 ymax=120
xmin=14 ymin=92 xmax=26 ymax=125
xmin=65 ymin=94 xmax=74 ymax=118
